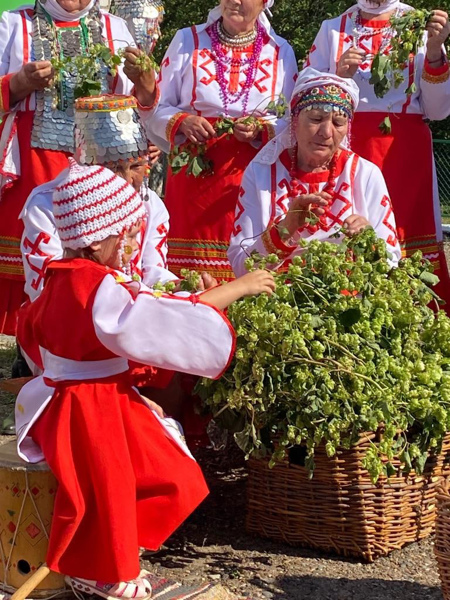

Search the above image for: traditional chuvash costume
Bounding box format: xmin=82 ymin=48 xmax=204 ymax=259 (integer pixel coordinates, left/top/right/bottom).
xmin=147 ymin=0 xmax=298 ymax=280
xmin=16 ymin=161 xmax=235 ymax=596
xmin=0 ymin=0 xmax=134 ymax=334
xmin=21 ymin=94 xmax=173 ymax=303
xmin=306 ymin=0 xmax=450 ymax=306
xmin=228 ymin=69 xmax=402 ymax=276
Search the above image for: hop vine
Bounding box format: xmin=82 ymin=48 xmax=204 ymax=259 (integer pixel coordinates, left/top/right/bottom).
xmin=196 ymin=228 xmax=450 ymax=483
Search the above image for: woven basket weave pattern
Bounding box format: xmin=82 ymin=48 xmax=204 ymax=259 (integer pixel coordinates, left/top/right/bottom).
xmin=435 ymin=481 xmax=450 ymax=599
xmin=246 ymin=433 xmax=450 ymax=562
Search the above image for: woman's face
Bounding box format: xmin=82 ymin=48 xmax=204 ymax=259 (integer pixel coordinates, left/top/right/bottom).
xmin=294 ymin=108 xmax=349 ymax=168
xmin=110 ymin=159 xmax=149 ymax=192
xmin=220 ymin=0 xmax=264 ymax=33
xmin=56 ymin=0 xmax=92 ymax=12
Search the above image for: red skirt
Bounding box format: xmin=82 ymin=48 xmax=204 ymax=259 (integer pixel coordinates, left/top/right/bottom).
xmin=165 ymin=127 xmax=259 ymax=282
xmin=352 ymin=112 xmax=450 ymax=308
xmin=30 ymin=374 xmax=208 ymax=582
xmin=0 ymin=111 xmax=70 ymax=335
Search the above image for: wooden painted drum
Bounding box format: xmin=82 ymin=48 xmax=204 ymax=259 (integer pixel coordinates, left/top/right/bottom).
xmin=0 ymin=441 xmax=65 ymax=597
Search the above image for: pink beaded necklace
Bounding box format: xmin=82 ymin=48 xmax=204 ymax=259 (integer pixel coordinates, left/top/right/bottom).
xmin=209 ymin=19 xmax=265 ymax=117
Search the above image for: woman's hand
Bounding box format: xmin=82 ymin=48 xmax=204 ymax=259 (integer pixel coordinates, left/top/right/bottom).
xmin=336 ymin=47 xmax=366 ymax=78
xmin=236 ymin=270 xmax=276 ymax=297
xmin=426 ymin=10 xmax=450 ymax=62
xmin=233 ymin=120 xmax=260 ymax=143
xmin=179 ymin=115 xmax=216 ymax=144
xmin=148 ymin=144 xmax=161 ymax=166
xmin=10 ymin=61 xmax=53 ymax=104
xmin=123 ymin=47 xmax=157 ymax=107
xmin=280 ymin=192 xmax=331 ymax=238
xmin=342 ymin=214 xmax=370 ymax=236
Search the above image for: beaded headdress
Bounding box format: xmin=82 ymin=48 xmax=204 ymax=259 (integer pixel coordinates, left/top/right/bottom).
xmin=74 ymin=95 xmax=149 ymax=166
xmin=291 ymin=84 xmax=355 ymax=119
xmin=110 ymin=0 xmax=164 ymax=53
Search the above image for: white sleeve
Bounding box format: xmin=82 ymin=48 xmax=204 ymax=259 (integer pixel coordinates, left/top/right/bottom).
xmin=228 ymin=164 xmax=275 ymax=277
xmin=144 ymin=29 xmax=191 ymax=152
xmin=92 ymin=274 xmax=235 ymax=379
xmin=141 ymin=193 xmax=179 ymax=286
xmin=0 ymin=13 xmax=11 ymax=78
xmin=145 ymin=265 xmax=179 ymax=286
xmin=21 ymin=191 xmax=64 ymax=301
xmin=304 ymin=21 xmax=333 ymax=72
xmin=363 ymin=165 xmax=402 ymax=266
xmin=420 ymin=43 xmax=450 ymax=120
xmin=110 ymin=16 xmax=136 ymax=95
xmin=138 ymin=100 xmax=160 ymax=141
xmin=259 ymin=42 xmax=298 ymax=139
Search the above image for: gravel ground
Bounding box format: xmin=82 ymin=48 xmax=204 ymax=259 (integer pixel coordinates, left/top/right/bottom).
xmin=2 ymin=234 xmax=450 ymax=600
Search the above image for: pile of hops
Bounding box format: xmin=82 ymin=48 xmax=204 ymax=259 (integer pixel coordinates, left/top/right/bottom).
xmin=197 ymin=228 xmax=450 ymax=483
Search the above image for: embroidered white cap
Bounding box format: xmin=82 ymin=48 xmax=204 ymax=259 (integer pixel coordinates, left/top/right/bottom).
xmin=53 ymin=159 xmax=146 ymax=250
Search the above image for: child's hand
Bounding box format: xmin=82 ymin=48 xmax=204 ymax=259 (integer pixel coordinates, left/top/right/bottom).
xmin=238 ymin=270 xmax=276 ymax=297
xmin=140 ymin=395 xmax=165 ymax=418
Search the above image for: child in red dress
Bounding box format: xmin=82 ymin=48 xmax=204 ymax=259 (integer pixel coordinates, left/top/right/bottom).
xmin=15 ymin=161 xmax=275 ymax=600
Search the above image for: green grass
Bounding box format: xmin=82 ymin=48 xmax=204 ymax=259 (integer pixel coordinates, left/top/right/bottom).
xmin=0 ymin=343 xmax=17 ymax=412
xmin=0 ymin=343 xmax=15 ymax=375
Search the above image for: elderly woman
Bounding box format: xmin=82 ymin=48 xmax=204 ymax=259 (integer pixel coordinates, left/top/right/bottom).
xmin=305 ymin=0 xmax=450 ymax=306
xmin=148 ymin=0 xmax=298 ymax=281
xmin=0 ymin=0 xmax=157 ymax=335
xmin=228 ymin=68 xmax=402 ymax=276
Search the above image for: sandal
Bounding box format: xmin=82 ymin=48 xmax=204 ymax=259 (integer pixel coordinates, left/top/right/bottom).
xmin=68 ymin=571 xmax=153 ymax=600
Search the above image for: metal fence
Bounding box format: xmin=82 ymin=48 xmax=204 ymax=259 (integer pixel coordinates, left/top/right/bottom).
xmin=435 ymin=140 xmax=450 ymax=225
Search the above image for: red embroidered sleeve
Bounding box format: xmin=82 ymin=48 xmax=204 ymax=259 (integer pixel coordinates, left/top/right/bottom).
xmin=136 ymin=84 xmax=161 ymax=112
xmin=262 ymin=225 xmax=296 ymax=259
xmin=422 ymin=56 xmax=450 ymax=84
xmin=259 ymin=119 xmax=276 ymax=144
xmin=166 ymin=112 xmax=190 ymax=144
xmin=0 ymin=74 xmax=13 ymax=113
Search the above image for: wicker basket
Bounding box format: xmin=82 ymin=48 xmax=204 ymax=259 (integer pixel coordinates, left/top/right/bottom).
xmin=246 ymin=432 xmax=450 ymax=562
xmin=435 ymin=482 xmax=450 ymax=599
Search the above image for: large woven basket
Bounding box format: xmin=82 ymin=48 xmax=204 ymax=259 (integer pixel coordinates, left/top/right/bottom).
xmin=435 ymin=482 xmax=450 ymax=599
xmin=246 ymin=432 xmax=450 ymax=562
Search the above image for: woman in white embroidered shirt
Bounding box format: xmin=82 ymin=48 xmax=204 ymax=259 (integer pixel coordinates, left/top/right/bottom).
xmin=147 ymin=0 xmax=298 ymax=281
xmin=228 ymin=68 xmax=402 ymax=277
xmin=305 ymin=0 xmax=450 ymax=307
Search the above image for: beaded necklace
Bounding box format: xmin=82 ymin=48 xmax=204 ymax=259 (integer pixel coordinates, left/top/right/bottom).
xmin=351 ymin=8 xmax=400 ymax=81
xmin=209 ymin=19 xmax=264 ymax=117
xmin=218 ymin=20 xmax=257 ymax=47
xmin=289 ymin=145 xmax=339 ymax=234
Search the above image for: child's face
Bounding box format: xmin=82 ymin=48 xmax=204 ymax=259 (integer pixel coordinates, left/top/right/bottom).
xmin=89 ymin=221 xmax=142 ymax=271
